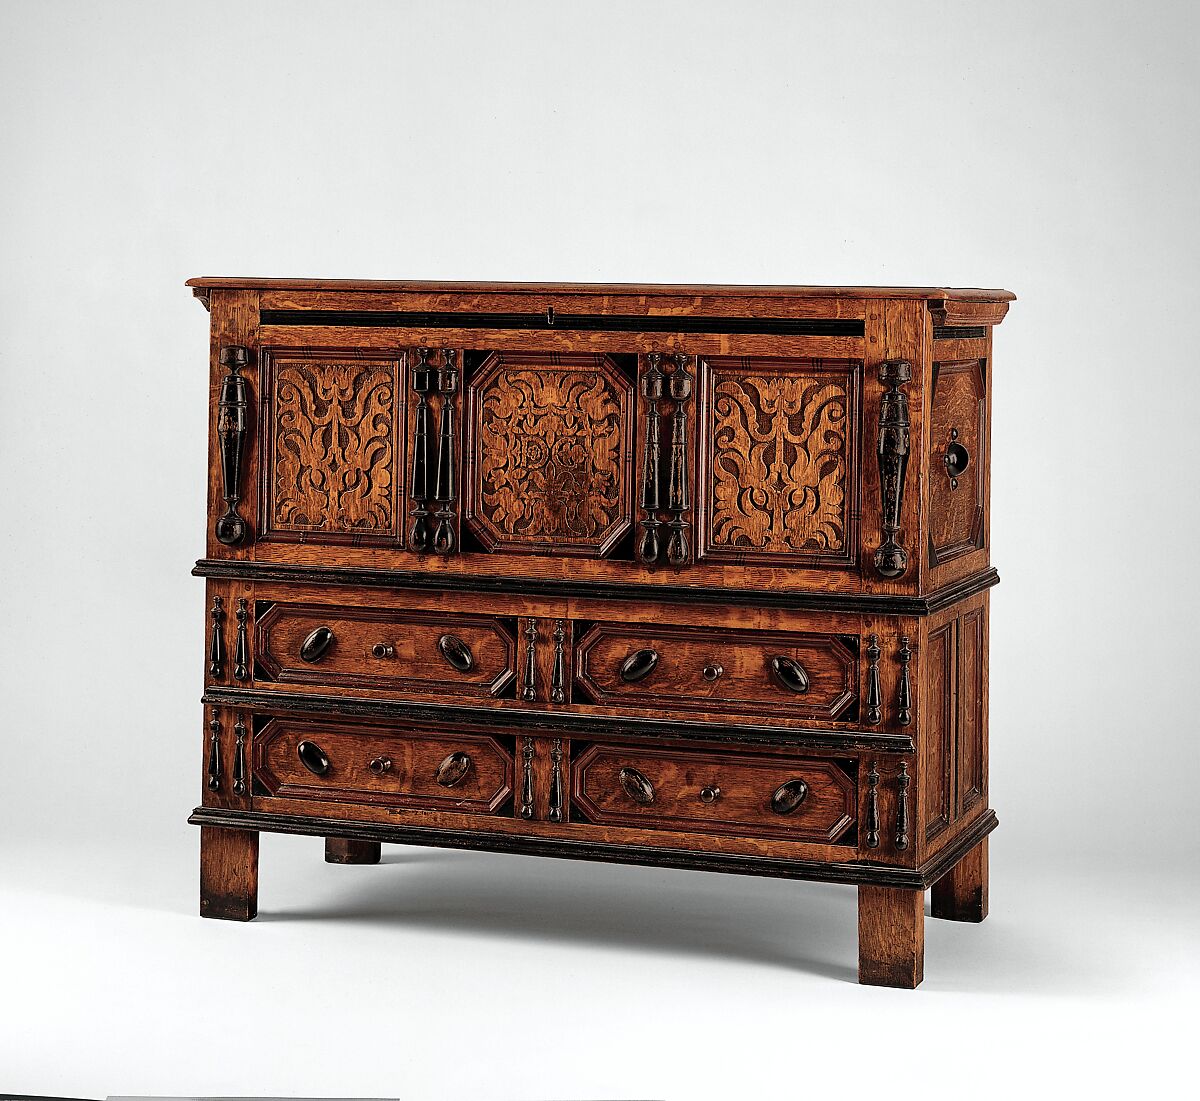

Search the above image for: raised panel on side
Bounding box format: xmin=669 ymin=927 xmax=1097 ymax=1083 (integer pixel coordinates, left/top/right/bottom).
xmin=924 ymin=622 xmax=954 ymax=842
xmin=957 ymin=606 xmax=986 ymax=814
xmin=928 ymin=359 xmax=986 ymax=566
xmin=696 ymin=356 xmax=861 ymax=568
xmin=259 ymin=350 xmax=404 ymax=545
xmin=463 ymin=352 xmax=635 ymax=557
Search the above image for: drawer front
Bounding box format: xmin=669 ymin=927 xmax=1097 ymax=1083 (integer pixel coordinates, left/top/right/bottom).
xmin=253 ymin=718 xmax=513 ymax=813
xmin=256 ymin=602 xmax=517 ymax=697
xmin=573 ymin=743 xmax=856 ymax=843
xmin=574 ymin=622 xmax=857 ymax=721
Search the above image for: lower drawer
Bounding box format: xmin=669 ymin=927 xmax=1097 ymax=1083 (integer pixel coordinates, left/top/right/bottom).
xmin=571 ymin=742 xmax=856 ymax=843
xmin=252 ymin=717 xmax=513 ymax=814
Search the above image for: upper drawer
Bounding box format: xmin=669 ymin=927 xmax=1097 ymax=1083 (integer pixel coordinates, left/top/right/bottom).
xmin=256 ymin=601 xmax=517 ymax=699
xmin=574 ymin=621 xmax=857 ymax=722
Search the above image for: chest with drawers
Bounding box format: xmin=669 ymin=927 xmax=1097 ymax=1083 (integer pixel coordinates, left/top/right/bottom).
xmin=189 ymin=277 xmax=1011 ymax=987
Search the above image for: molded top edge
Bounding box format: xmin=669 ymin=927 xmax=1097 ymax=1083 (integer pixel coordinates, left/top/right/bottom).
xmin=187 ymin=276 xmax=1015 ymax=301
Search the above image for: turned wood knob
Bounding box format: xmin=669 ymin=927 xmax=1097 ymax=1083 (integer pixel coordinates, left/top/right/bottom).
xmin=770 ymin=655 xmax=810 ymax=694
xmin=300 ymin=626 xmax=335 ymax=663
xmin=618 ymin=766 xmax=655 ymax=805
xmin=702 ymin=663 xmax=724 ymax=682
xmin=699 ymin=785 xmax=721 ymax=804
xmin=368 ymin=756 xmax=392 ymax=776
xmin=770 ymin=778 xmax=809 ymax=815
xmin=438 ymin=634 xmax=474 ymax=673
xmin=620 ymin=648 xmax=659 ymax=683
xmin=297 ymin=740 xmax=330 ymax=777
xmin=435 ymin=751 xmax=472 ymax=788
xmin=371 ymin=642 xmax=395 ymax=658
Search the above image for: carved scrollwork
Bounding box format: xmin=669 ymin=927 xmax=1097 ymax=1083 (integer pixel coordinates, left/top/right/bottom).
xmin=215 ymin=345 xmax=250 ymax=546
xmin=874 ymin=360 xmax=912 ymax=578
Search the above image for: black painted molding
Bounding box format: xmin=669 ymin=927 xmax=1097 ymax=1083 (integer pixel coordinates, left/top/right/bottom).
xmin=193 ymin=559 xmax=999 ymax=616
xmin=188 ymin=806 xmax=998 ymax=891
xmin=200 ymin=685 xmax=916 ymax=754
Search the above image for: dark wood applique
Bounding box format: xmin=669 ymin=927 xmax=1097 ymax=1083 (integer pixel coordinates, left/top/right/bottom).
xmin=233 ymin=598 xmax=250 ymax=681
xmin=549 ymin=738 xmax=564 ymax=823
xmin=519 ymin=736 xmax=535 ymax=820
xmin=522 ymin=617 xmax=538 ymax=702
xmin=665 ymin=353 xmax=694 ymax=565
xmin=895 ymin=762 xmax=911 ymax=851
xmin=232 ymin=714 xmax=247 ymax=796
xmin=408 ymin=347 xmax=433 ymax=552
xmin=432 ymin=350 xmax=459 ymax=556
xmin=865 ymin=761 xmax=880 ymax=848
xmin=637 ymin=352 xmax=666 ymax=564
xmin=208 ymin=596 xmax=225 ymax=678
xmin=207 ymin=712 xmax=222 ymax=792
xmin=551 ymin=620 xmax=566 ymax=704
xmin=865 ymin=632 xmax=882 ymax=725
xmin=874 ymin=360 xmax=912 ymax=578
xmin=215 ymin=345 xmax=250 ymax=546
xmin=897 ymin=636 xmax=913 ymax=726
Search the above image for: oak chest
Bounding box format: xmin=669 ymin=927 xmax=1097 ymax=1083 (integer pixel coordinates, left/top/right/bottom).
xmin=189 ymin=277 xmax=1011 ymax=987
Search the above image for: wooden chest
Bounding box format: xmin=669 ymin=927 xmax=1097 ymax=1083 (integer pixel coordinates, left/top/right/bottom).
xmin=188 ymin=277 xmax=1011 ymax=986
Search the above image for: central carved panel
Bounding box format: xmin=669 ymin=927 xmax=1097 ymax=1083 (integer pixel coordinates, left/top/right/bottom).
xmin=262 ymin=352 xmax=402 ymax=544
xmin=465 ymin=353 xmax=634 ymax=556
xmin=698 ymin=356 xmax=860 ymax=566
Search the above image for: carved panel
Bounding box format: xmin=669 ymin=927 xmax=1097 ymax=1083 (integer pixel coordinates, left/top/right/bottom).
xmin=261 ymin=351 xmax=402 ymax=544
xmin=697 ymin=357 xmax=860 ymax=566
xmin=464 ymin=353 xmax=634 ymax=557
xmin=929 ymin=359 xmax=986 ymax=566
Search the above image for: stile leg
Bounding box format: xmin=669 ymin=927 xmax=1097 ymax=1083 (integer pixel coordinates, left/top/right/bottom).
xmin=325 ymin=837 xmax=382 ymax=865
xmin=858 ymin=885 xmax=924 ymax=988
xmin=931 ymin=837 xmax=989 ymax=922
xmin=200 ymin=826 xmax=259 ymax=921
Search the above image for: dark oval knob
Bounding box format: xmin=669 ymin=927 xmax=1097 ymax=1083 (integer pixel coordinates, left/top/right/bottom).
xmin=770 ymin=655 xmax=810 ymax=694
xmin=699 ymin=785 xmax=721 ymax=804
xmin=702 ymin=663 xmax=724 ymax=682
xmin=371 ymin=642 xmax=395 ymax=659
xmin=618 ymin=766 xmax=655 ymax=805
xmin=770 ymin=778 xmax=809 ymax=815
xmin=297 ymin=740 xmax=330 ymax=777
xmin=438 ymin=634 xmax=474 ymax=673
xmin=435 ymin=751 xmax=472 ymax=788
xmin=299 ymin=626 xmax=335 ymax=664
xmin=619 ymin=648 xmax=659 ymax=683
xmin=944 ymin=441 xmax=970 ymax=478
xmin=368 ymin=755 xmax=392 ymax=776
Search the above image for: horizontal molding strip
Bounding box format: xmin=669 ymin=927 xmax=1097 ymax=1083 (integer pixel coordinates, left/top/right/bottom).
xmin=201 ymin=686 xmax=916 ymax=754
xmin=260 ymin=308 xmax=864 ymax=337
xmin=188 ymin=806 xmax=997 ymax=890
xmin=193 ymin=560 xmax=999 ymax=616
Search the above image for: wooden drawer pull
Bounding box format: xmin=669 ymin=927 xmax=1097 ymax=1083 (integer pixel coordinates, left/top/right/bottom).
xmin=438 ymin=634 xmax=474 ymax=673
xmin=619 ymin=648 xmax=659 ymax=683
xmin=770 ymin=655 xmax=810 ymax=694
xmin=299 ymin=626 xmax=336 ymax=664
xmin=435 ymin=751 xmax=472 ymax=788
xmin=770 ymin=778 xmax=809 ymax=815
xmin=368 ymin=756 xmax=392 ymax=776
xmin=618 ymin=766 xmax=656 ymax=805
xmin=297 ymin=740 xmax=330 ymax=777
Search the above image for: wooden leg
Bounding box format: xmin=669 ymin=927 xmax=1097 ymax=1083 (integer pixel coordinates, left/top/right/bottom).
xmin=325 ymin=837 xmax=382 ymax=865
xmin=858 ymin=886 xmax=924 ymax=988
xmin=931 ymin=837 xmax=989 ymax=922
xmin=200 ymin=826 xmax=259 ymax=921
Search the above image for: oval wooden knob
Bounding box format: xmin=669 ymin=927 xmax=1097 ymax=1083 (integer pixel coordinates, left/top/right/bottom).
xmin=297 ymin=740 xmax=330 ymax=777
xmin=435 ymin=751 xmax=472 ymax=788
xmin=299 ymin=626 xmax=335 ymax=664
xmin=368 ymin=756 xmax=392 ymax=776
xmin=371 ymin=642 xmax=395 ymax=658
xmin=770 ymin=778 xmax=809 ymax=815
xmin=618 ymin=766 xmax=655 ymax=805
xmin=702 ymin=663 xmax=724 ymax=682
xmin=438 ymin=634 xmax=474 ymax=673
xmin=770 ymin=655 xmax=810 ymax=694
xmin=699 ymin=785 xmax=721 ymax=804
xmin=619 ymin=648 xmax=659 ymax=683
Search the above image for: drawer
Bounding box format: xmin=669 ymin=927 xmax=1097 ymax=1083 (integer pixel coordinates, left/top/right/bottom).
xmin=255 ymin=601 xmax=517 ymax=698
xmin=574 ymin=622 xmax=857 ymax=721
xmin=253 ymin=717 xmax=513 ymax=814
xmin=572 ymin=743 xmax=856 ymax=843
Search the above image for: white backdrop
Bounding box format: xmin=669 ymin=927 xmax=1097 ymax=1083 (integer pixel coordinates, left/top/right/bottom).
xmin=2 ymin=1 xmax=1197 ymax=1097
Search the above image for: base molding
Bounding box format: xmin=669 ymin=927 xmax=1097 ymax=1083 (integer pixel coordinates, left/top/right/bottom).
xmin=190 ymin=805 xmax=996 ymax=890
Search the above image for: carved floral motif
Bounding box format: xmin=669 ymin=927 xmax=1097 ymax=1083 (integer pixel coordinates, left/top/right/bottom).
xmin=707 ymin=367 xmax=852 ymax=557
xmin=269 ymin=359 xmax=398 ymax=536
